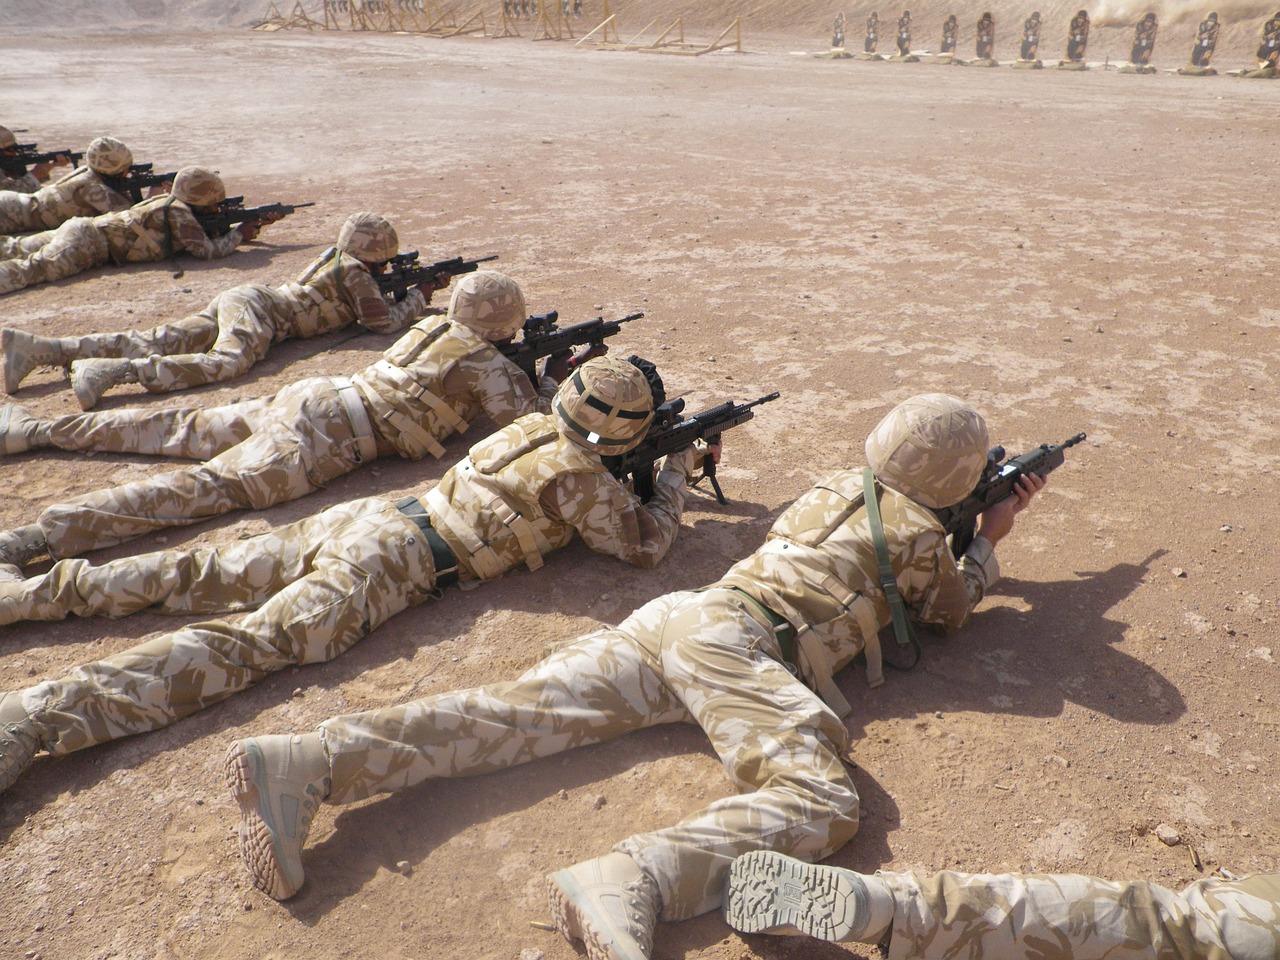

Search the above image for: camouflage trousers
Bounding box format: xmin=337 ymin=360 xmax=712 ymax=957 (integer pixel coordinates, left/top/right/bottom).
xmin=316 ymin=588 xmax=860 ymax=921
xmin=62 ymin=284 xmax=298 ymax=393
xmin=0 ymin=191 xmax=39 ymax=234
xmin=12 ymin=497 xmax=441 ymax=755
xmin=0 ymin=217 xmax=110 ymax=295
xmin=31 ymin=378 xmax=376 ymax=558
xmin=878 ymin=869 xmax=1280 ymax=960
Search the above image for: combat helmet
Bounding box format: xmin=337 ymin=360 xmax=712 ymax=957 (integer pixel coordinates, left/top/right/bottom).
xmin=554 ymin=354 xmax=655 ymax=456
xmin=0 ymin=126 xmax=16 ymax=150
xmin=337 ymin=212 xmax=398 ymax=263
xmin=865 ymin=393 xmax=988 ymax=508
xmin=85 ymin=137 xmax=134 ymax=177
xmin=171 ymin=166 xmax=226 ymax=207
xmin=448 ymin=270 xmax=527 ymax=341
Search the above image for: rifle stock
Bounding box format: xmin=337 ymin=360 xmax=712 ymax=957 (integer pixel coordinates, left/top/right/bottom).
xmin=377 ymin=253 xmax=499 ymax=303
xmin=196 ymin=200 xmax=315 ymax=238
xmin=500 ymin=312 xmax=642 ymax=382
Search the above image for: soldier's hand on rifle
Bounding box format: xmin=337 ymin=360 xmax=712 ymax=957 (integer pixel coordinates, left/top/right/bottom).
xmin=147 ymin=179 xmax=173 ymax=198
xmin=31 ymin=161 xmax=55 ymax=181
xmin=974 ymin=472 xmax=1045 ymax=545
xmin=570 ymin=343 xmax=608 ymax=368
xmin=414 ymin=270 xmax=455 ymax=300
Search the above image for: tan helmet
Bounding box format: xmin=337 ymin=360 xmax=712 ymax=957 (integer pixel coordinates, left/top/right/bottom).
xmin=171 ymin=166 xmax=226 ymax=206
xmin=448 ymin=270 xmax=527 ymax=340
xmin=554 ymin=355 xmax=655 ymax=455
xmin=0 ymin=126 xmax=15 ymax=150
xmin=865 ymin=393 xmax=988 ymax=508
xmin=336 ymin=212 xmax=398 ymax=263
xmin=85 ymin=136 xmax=134 ymax=176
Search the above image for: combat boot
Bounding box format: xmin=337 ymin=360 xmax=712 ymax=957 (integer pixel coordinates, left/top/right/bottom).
xmin=0 ymin=691 xmax=41 ymax=794
xmin=2 ymin=327 xmax=75 ymax=394
xmin=226 ymin=733 xmax=332 ymax=901
xmin=71 ymin=357 xmax=138 ymax=411
xmin=0 ymin=404 xmax=46 ymax=456
xmin=0 ymin=525 xmax=48 ymax=567
xmin=547 ymin=852 xmax=660 ymax=960
xmin=723 ymin=850 xmax=895 ymax=943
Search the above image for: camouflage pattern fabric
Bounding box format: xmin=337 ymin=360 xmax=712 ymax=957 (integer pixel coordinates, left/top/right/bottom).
xmin=0 ymin=170 xmax=42 ymax=194
xmin=878 ymin=869 xmax=1280 ymax=960
xmin=315 ymin=587 xmax=859 ymax=921
xmin=16 ymin=321 xmax=554 ymax=558
xmin=60 ymin=251 xmax=427 ymax=394
xmin=3 ymin=424 xmax=692 ymax=762
xmin=0 ymin=196 xmax=242 ymax=296
xmin=0 ymin=167 xmax=132 ymax=234
xmin=32 ymin=379 xmax=373 ymax=557
xmin=713 ymin=471 xmax=996 ymax=700
xmin=353 ymin=320 xmax=553 ymax=461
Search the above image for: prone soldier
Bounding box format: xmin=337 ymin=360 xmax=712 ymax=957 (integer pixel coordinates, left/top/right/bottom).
xmin=0 ymin=125 xmax=65 ymax=194
xmin=0 ymin=137 xmax=138 ymax=235
xmin=0 ymin=167 xmax=279 ymax=297
xmin=1 ymin=212 xmax=449 ymax=407
xmin=0 ymin=269 xmax=592 ymax=566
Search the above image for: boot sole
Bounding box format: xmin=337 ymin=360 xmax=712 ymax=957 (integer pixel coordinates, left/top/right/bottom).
xmin=546 ymin=870 xmax=647 ymax=960
xmin=225 ymin=740 xmax=303 ymax=901
xmin=725 ymin=850 xmax=865 ymax=941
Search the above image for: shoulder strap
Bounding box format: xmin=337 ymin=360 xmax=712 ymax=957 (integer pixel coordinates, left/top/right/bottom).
xmin=861 ymin=468 xmax=920 ymax=668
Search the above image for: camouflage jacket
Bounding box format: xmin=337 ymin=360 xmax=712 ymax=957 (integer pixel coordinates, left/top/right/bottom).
xmin=0 ymin=168 xmax=42 ymax=194
xmin=269 ymin=248 xmax=426 ymax=340
xmin=713 ymin=470 xmax=999 ymax=713
xmin=420 ymin=412 xmax=693 ymax=580
xmin=95 ymin=194 xmax=244 ymax=264
xmin=9 ymin=166 xmax=133 ymax=231
xmin=353 ymin=320 xmax=554 ymax=461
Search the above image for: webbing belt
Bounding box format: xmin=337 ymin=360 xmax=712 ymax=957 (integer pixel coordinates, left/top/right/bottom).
xmin=395 ymin=496 xmax=460 ymax=589
xmin=724 ymin=587 xmax=795 ymax=662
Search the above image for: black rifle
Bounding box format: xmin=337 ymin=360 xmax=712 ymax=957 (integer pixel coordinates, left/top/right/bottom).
xmin=122 ymin=163 xmax=177 ymax=203
xmin=196 ymin=199 xmax=315 ymax=237
xmin=606 ymin=392 xmax=781 ymax=505
xmin=377 ymin=253 xmax=499 ymax=303
xmin=501 ymin=311 xmax=642 ymax=382
xmin=12 ymin=144 xmax=84 ymax=166
xmin=932 ymin=432 xmax=1086 ymax=559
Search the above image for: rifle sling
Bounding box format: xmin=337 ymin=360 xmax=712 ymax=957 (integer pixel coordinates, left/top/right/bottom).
xmin=861 ymin=468 xmax=921 ymax=669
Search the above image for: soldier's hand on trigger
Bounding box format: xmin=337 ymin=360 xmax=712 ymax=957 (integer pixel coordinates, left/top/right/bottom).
xmin=415 ymin=270 xmax=455 ymax=300
xmin=31 ymin=161 xmax=55 ymax=181
xmin=974 ymin=471 xmax=1046 ymax=546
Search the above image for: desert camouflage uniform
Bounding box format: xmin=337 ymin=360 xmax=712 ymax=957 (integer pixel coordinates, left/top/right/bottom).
xmin=15 ymin=319 xmax=553 ymax=558
xmin=0 ymin=193 xmax=245 ymax=296
xmin=304 ymin=469 xmax=999 ymax=921
xmin=877 ymin=869 xmax=1280 ymax=960
xmin=56 ymin=248 xmax=427 ymax=393
xmin=0 ymin=166 xmax=133 ymax=235
xmin=2 ymin=414 xmax=695 ymax=756
xmin=0 ymin=168 xmax=42 ymax=194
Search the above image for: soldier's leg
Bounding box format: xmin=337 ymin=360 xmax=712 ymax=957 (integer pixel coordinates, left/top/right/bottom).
xmin=59 ymin=312 xmax=218 ymax=363
xmin=871 ymin=870 xmax=1280 ymax=959
xmin=0 ymin=227 xmax=56 ymax=260
xmin=14 ymin=499 xmax=432 ymax=757
xmin=0 ymin=497 xmax=387 ymax=626
xmin=35 ymin=381 xmax=363 ymax=557
xmin=611 ymin=589 xmax=857 ymax=921
xmin=34 ymin=393 xmax=271 ymax=458
xmin=0 ymin=219 xmax=109 ymax=295
xmin=132 ymin=286 xmax=280 ymax=393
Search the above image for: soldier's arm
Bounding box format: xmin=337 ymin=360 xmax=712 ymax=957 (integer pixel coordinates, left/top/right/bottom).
xmin=170 ymin=205 xmax=248 ymax=260
xmin=454 ymin=351 xmax=554 ymax=425
xmin=543 ymin=452 xmax=697 ymax=569
xmin=346 ymin=263 xmax=428 ymax=333
xmin=82 ymin=178 xmax=132 ymax=215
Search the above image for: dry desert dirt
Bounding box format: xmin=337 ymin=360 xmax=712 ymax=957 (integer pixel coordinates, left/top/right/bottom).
xmin=2 ymin=11 xmax=1279 ymax=960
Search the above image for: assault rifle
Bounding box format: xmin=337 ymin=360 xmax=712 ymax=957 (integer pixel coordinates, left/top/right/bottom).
xmin=12 ymin=143 xmax=84 ymax=166
xmin=500 ymin=311 xmax=642 ymax=382
xmin=195 ymin=198 xmax=315 ymax=237
xmin=605 ymin=392 xmax=781 ymax=504
xmin=123 ymin=163 xmax=176 ymax=203
xmin=377 ymin=252 xmax=499 ymax=303
xmin=932 ymin=432 xmax=1086 ymax=559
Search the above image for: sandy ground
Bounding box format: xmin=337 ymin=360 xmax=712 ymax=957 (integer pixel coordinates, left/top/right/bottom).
xmin=1 ymin=27 xmax=1279 ymax=960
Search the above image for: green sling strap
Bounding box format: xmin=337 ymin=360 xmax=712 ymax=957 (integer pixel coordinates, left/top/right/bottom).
xmin=861 ymin=467 xmax=920 ymax=667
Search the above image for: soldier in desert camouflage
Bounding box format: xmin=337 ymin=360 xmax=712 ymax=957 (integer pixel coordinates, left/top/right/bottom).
xmin=217 ymin=394 xmax=1043 ymax=960
xmin=0 ymin=136 xmax=138 ymax=235
xmin=0 ymin=125 xmax=63 ymax=194
xmin=726 ymin=850 xmax=1280 ymax=960
xmin=0 ymin=166 xmax=273 ymax=297
xmin=1 ymin=211 xmax=450 ymax=407
xmin=0 ymin=268 xmax=579 ymax=567
xmin=0 ymin=355 xmax=703 ymax=800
